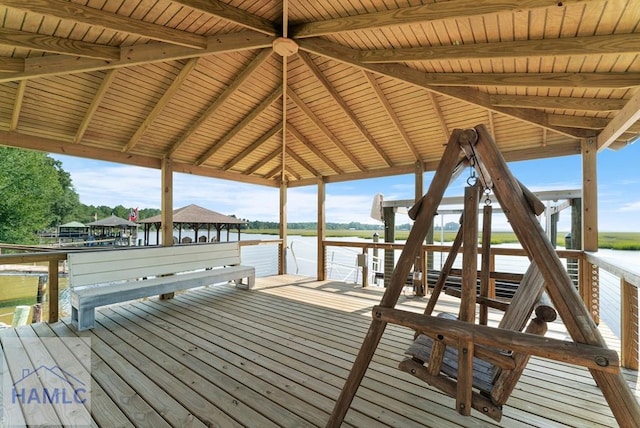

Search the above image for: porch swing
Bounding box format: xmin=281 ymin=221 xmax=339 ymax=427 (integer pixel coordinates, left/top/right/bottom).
xmin=326 ymin=125 xmax=640 ymax=427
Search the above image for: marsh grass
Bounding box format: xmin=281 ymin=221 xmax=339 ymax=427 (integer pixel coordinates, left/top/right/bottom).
xmin=245 ymin=229 xmax=640 ymax=250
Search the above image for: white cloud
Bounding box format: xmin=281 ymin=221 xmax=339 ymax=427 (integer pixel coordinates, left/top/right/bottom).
xmin=620 ymin=201 xmax=640 ymax=212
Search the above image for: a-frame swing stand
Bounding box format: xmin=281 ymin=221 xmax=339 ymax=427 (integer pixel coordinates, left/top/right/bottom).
xmin=326 ymin=125 xmax=640 ymax=427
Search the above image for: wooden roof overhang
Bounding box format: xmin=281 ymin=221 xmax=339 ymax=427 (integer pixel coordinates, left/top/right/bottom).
xmin=0 ymin=0 xmax=638 ymax=190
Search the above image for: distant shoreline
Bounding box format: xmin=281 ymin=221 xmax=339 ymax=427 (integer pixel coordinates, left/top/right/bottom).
xmin=243 ymin=229 xmax=640 ymax=251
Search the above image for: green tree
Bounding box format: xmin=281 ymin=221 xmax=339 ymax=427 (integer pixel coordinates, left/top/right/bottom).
xmin=0 ymin=148 xmax=75 ymax=243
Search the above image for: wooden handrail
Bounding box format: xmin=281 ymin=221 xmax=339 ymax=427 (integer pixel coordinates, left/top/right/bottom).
xmin=0 ymin=250 xmax=68 ymax=322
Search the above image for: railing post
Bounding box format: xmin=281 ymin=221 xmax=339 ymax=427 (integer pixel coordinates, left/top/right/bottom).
xmin=621 ymin=278 xmax=639 ymax=370
xmin=361 ymin=248 xmax=369 ymax=288
xmin=47 ymin=259 xmax=59 ymax=322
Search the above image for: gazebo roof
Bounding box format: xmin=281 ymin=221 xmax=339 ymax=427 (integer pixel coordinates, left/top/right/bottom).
xmin=138 ymin=204 xmax=246 ymax=225
xmin=87 ymin=215 xmax=137 ymax=227
xmin=0 ymin=1 xmax=638 ymax=188
xmin=59 ymin=221 xmax=87 ymax=228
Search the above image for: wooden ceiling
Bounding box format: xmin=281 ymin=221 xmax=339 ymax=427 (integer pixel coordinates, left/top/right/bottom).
xmin=0 ymin=0 xmax=638 ymax=188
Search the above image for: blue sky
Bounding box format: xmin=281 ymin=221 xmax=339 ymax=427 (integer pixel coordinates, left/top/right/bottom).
xmin=52 ymin=141 xmax=640 ymax=232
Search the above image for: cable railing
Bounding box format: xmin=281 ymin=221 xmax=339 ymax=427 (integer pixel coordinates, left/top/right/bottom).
xmin=321 ymin=239 xmax=639 ymax=369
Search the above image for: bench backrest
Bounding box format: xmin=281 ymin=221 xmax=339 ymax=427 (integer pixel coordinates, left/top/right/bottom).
xmin=68 ymin=242 xmax=241 ymax=287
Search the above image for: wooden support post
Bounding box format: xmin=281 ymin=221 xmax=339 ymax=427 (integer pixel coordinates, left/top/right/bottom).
xmin=621 ymin=278 xmax=639 ymax=370
xmin=459 ymin=185 xmax=480 ymax=323
xmin=279 ymin=182 xmax=288 ymax=275
xmin=47 ymin=259 xmax=58 ymax=322
xmin=473 ymin=124 xmax=640 ymax=427
xmin=479 ymin=204 xmax=492 ymax=325
xmin=317 ymin=176 xmax=326 ymax=280
xmin=160 ymin=157 xmax=175 ymax=300
xmin=326 ymin=130 xmax=465 ymax=428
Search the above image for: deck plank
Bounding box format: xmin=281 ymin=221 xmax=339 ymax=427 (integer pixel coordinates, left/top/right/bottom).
xmin=1 ymin=274 xmax=637 ymax=427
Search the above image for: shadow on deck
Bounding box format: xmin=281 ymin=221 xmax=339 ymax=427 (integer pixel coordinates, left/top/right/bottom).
xmin=1 ymin=274 xmax=638 ymax=427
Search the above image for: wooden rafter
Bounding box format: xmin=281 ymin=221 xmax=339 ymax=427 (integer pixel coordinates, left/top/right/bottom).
xmin=10 ymin=80 xmax=26 ymax=131
xmin=167 ymin=48 xmax=273 ymax=157
xmin=123 ymin=58 xmax=200 ymax=153
xmin=362 ymin=71 xmax=421 ymax=161
xmin=245 ymin=146 xmax=281 ymax=176
xmin=297 ymin=50 xmax=392 ymax=167
xmin=287 ymin=125 xmax=342 ymax=174
xmin=359 ymin=33 xmax=640 ymax=63
xmin=428 ymin=92 xmax=450 ymax=140
xmin=288 ymin=89 xmax=365 ymax=171
xmin=597 ymin=89 xmax=640 ymax=151
xmin=1 ymin=0 xmax=207 ymax=49
xmin=74 ymin=69 xmax=118 ymax=144
xmin=0 ymin=28 xmax=121 ymax=60
xmin=0 ymin=32 xmax=274 ymax=84
xmin=490 ymin=95 xmax=627 ymax=112
xmin=286 ymin=146 xmax=319 ymax=177
xmin=298 ymin=38 xmax=593 ymax=139
xmin=291 ymin=0 xmax=599 ymax=38
xmin=171 ymin=0 xmax=277 ymax=36
xmin=223 ymin=121 xmax=283 ymax=171
xmin=196 ymin=85 xmax=283 ymax=166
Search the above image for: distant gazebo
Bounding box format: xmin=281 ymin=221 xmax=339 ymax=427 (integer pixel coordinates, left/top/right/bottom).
xmin=138 ymin=204 xmax=247 ymax=245
xmin=87 ymin=215 xmax=138 ymax=246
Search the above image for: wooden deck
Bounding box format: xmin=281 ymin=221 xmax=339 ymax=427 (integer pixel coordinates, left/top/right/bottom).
xmin=1 ymin=275 xmax=638 ymax=427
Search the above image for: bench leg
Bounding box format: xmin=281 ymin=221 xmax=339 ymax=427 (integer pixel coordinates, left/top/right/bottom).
xmin=71 ymin=305 xmax=96 ymax=331
xmin=235 ymin=276 xmax=255 ymax=290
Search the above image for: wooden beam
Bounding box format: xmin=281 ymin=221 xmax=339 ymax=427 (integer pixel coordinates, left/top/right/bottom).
xmin=288 ymin=89 xmax=365 ymax=171
xmin=171 ymin=0 xmax=277 ymax=36
xmin=123 ymin=58 xmax=200 ymax=152
xmin=0 ymin=129 xmax=277 ymax=187
xmin=363 ymin=71 xmax=421 ymax=161
xmin=168 ymin=48 xmax=273 ymax=157
xmin=0 ymin=130 xmax=160 ymax=168
xmin=74 ymin=69 xmax=118 ymax=143
xmin=287 ymin=125 xmax=343 ymax=174
xmin=2 ymin=0 xmax=206 ymax=49
xmin=292 ymin=0 xmax=600 ymax=38
xmin=0 ymin=32 xmax=274 ymax=83
xmin=286 ymin=146 xmax=319 ymax=176
xmin=419 ymin=72 xmax=640 ymax=89
xmin=298 ymin=38 xmax=594 ymax=139
xmin=490 ymin=95 xmax=626 ymax=112
xmin=0 ymin=57 xmax=24 ymax=72
xmin=375 ymin=307 xmax=619 ymax=373
xmin=317 ymin=176 xmax=326 ymax=280
xmin=297 ymin=51 xmax=392 ymax=167
xmin=224 ymin=121 xmax=283 ymax=171
xmin=547 ymin=115 xmax=609 ymax=130
xmin=359 ymin=33 xmax=640 ymax=63
xmin=597 ymin=87 xmax=640 ymax=150
xmin=10 ymin=80 xmax=26 ymax=131
xmin=0 ymin=27 xmax=120 ymax=60
xmin=196 ymin=85 xmax=283 ymax=166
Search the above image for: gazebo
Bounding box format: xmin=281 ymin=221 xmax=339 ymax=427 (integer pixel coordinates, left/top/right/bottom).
xmin=87 ymin=215 xmax=138 ymax=246
xmin=138 ymin=204 xmax=247 ymax=245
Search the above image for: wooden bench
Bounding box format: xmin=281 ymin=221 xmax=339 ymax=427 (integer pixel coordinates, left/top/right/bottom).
xmin=68 ymin=242 xmax=255 ymax=331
